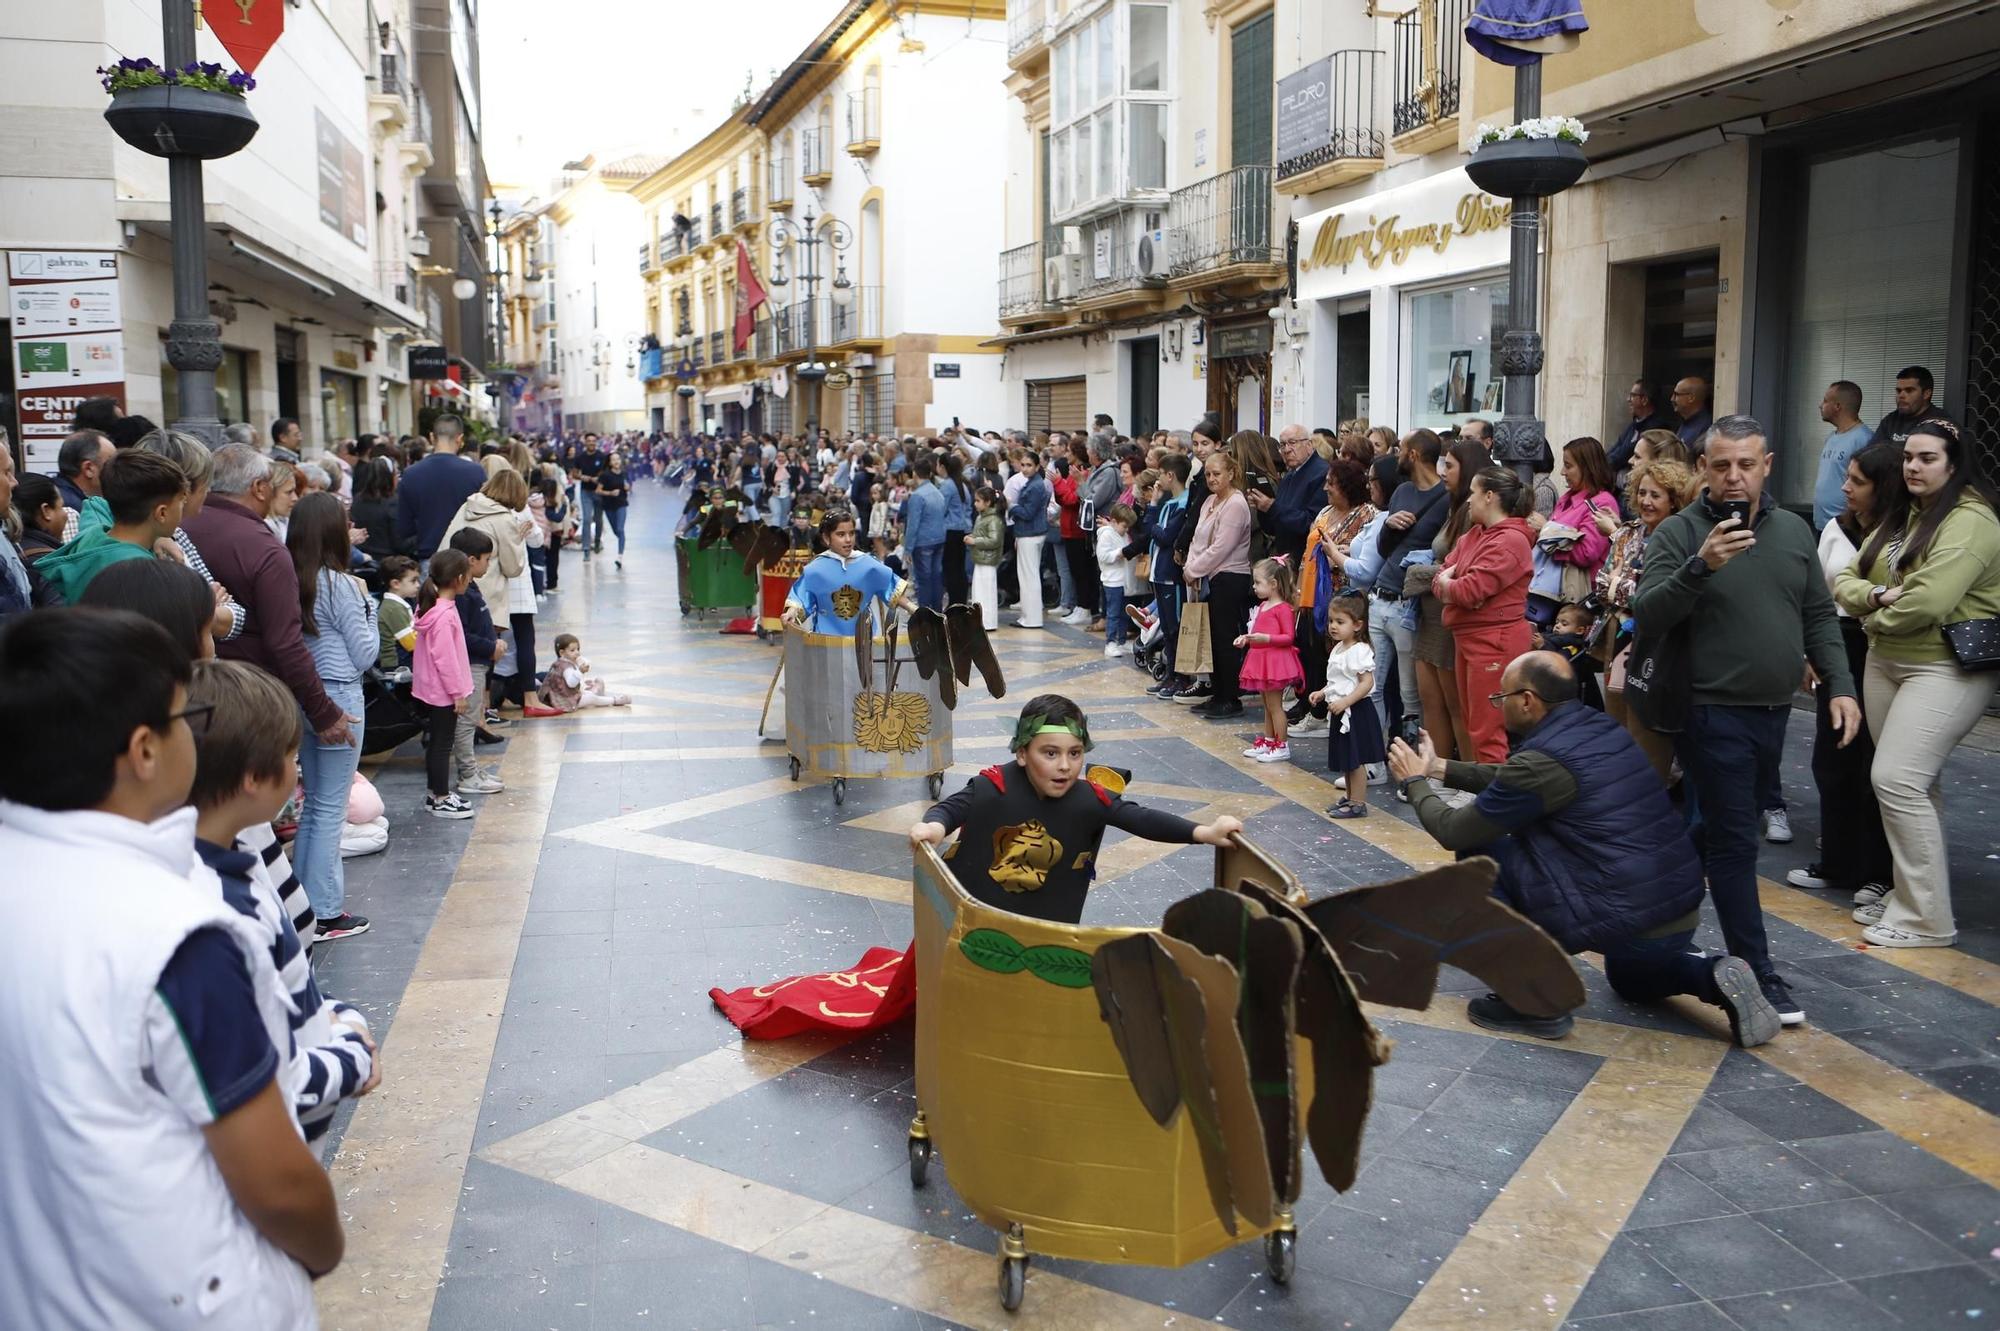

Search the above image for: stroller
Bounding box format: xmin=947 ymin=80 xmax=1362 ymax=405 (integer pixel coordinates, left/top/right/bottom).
xmin=1125 ymin=600 xmax=1171 ymax=682
xmin=360 ymin=667 xmax=427 ymax=756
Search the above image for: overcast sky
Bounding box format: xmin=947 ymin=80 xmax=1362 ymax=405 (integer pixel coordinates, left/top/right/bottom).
xmin=478 ymin=0 xmax=837 ymax=196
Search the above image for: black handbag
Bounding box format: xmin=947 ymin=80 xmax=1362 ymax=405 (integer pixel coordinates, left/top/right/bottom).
xmin=1942 ymin=617 xmax=2000 ymax=671
xmin=1623 ymin=621 xmax=1692 ymax=733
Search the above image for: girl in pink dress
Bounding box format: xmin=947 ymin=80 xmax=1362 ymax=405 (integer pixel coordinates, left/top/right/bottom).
xmin=1234 ymin=557 xmax=1305 ymax=763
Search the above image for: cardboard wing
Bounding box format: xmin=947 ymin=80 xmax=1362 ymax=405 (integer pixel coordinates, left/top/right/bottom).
xmin=1303 ymin=859 xmax=1588 ymax=1019
xmin=1162 ymin=890 xmax=1305 ymax=1206
xmin=1154 ymin=935 xmax=1274 ymax=1234
xmin=1091 ymin=933 xmax=1188 ymax=1127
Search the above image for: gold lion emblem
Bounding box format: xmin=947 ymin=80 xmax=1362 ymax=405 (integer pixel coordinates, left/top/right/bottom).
xmin=830 ymin=584 xmax=864 ymax=621
xmin=991 ymin=820 xmax=1063 ymax=893
xmin=853 ymin=690 xmax=931 ymax=753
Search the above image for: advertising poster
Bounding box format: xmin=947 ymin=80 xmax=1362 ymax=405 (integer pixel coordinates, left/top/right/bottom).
xmin=7 ymin=250 xmax=123 ymax=474
xmin=316 ymin=109 xmax=369 ymax=249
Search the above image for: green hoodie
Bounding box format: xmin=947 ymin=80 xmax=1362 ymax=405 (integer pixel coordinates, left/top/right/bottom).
xmin=35 ymin=526 xmax=155 ymax=603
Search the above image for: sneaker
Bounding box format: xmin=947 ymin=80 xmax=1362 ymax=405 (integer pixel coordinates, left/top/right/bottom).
xmin=1332 ymin=775 xmax=1347 ymax=791
xmin=1852 ymin=881 xmax=1890 ymax=908
xmin=1063 ymin=607 xmax=1092 ymax=626
xmin=1193 ymin=699 xmax=1245 ymax=719
xmin=315 ymin=912 xmax=371 ymax=941
xmin=1243 ymin=737 xmax=1273 ymax=757
xmin=1154 ymin=681 xmax=1182 ymax=700
xmin=457 ymin=771 xmax=505 ymax=795
xmin=1324 ymin=798 xmax=1368 ymax=819
xmin=1763 ymin=808 xmax=1793 ymax=844
xmin=1367 ymin=763 xmax=1385 ymax=785
xmin=1291 ymin=713 xmax=1329 ymax=736
xmin=1711 ymin=956 xmax=1781 ymax=1049
xmin=1172 ymin=682 xmax=1213 ymax=706
xmin=1862 ymin=923 xmax=1956 ymax=949
xmin=1758 ymin=974 xmax=1805 ymax=1027
xmin=474 ymin=728 xmax=505 ymax=746
xmin=484 ymin=709 xmax=509 ymax=727
xmin=1467 ymin=993 xmax=1573 ymax=1040
xmin=426 ymin=792 xmax=473 ymax=819
xmin=1012 ymin=618 xmax=1045 ymax=630
xmin=1255 ymin=742 xmax=1291 ymax=763
xmin=1786 ymin=865 xmax=1830 ymax=890
xmin=1853 ymin=899 xmax=1886 ymax=925
xmin=1103 ymin=642 xmax=1128 ymax=658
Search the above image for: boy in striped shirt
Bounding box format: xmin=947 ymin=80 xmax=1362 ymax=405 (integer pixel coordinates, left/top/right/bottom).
xmin=187 ymin=659 xmax=380 ymax=1140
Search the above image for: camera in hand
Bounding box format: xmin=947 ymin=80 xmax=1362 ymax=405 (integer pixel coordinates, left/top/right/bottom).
xmin=1396 ymin=716 xmax=1424 ymax=749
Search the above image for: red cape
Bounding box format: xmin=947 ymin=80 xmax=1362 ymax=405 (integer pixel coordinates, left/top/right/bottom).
xmin=709 ymin=942 xmax=917 ymax=1040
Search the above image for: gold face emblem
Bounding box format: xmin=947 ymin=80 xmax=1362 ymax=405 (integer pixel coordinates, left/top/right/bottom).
xmin=830 ymin=584 xmax=864 ymax=621
xmin=853 ymin=690 xmax=932 ymax=754
xmin=990 ymin=820 xmax=1063 ymax=893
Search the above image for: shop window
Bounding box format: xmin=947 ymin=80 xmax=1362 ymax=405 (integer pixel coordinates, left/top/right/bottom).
xmin=161 ymin=345 xmax=251 ymax=425
xmin=1405 ymin=278 xmax=1508 ymax=435
xmin=1777 ymin=136 xmax=1958 ymax=506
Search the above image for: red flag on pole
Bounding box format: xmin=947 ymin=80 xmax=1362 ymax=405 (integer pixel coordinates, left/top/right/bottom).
xmin=200 ymin=0 xmax=285 ymax=75
xmin=734 ymin=242 xmax=769 ymax=353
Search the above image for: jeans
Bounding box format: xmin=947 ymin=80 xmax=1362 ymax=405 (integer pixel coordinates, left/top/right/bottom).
xmin=770 ymin=494 xmax=792 ymax=530
xmin=1863 ymin=654 xmax=1999 ymax=938
xmin=1676 ymin=703 xmax=1790 ymax=978
xmin=454 ymin=664 xmax=489 ymax=781
xmin=1103 ymin=584 xmax=1127 ymax=644
xmin=1066 ymin=535 xmax=1100 ymax=618
xmin=1153 ymin=579 xmax=1182 ymax=673
xmin=911 ymin=542 xmax=945 ymax=612
xmin=296 ymin=677 xmax=364 ymax=920
xmin=1602 ymin=929 xmax=1719 ymax=1005
xmin=1054 ymin=537 xmax=1076 ymax=611
xmin=603 ymin=505 xmax=628 ymax=555
xmin=581 ymin=490 xmax=603 ymax=550
xmin=1368 ymin=595 xmax=1420 ymax=727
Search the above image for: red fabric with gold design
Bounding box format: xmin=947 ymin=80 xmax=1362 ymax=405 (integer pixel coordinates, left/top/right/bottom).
xmin=709 ymin=944 xmax=917 ymax=1039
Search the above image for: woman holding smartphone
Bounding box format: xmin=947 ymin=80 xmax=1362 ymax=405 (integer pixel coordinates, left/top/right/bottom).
xmin=1537 ymin=437 xmax=1621 ymax=584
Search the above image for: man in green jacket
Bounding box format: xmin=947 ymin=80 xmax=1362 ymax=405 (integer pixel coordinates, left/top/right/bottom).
xmin=36 ymin=451 xmax=187 ymax=604
xmin=1632 ymin=415 xmax=1861 ymax=1029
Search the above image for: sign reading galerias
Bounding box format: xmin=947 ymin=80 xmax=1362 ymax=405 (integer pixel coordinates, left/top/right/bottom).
xmin=7 ymin=251 xmax=124 ymax=475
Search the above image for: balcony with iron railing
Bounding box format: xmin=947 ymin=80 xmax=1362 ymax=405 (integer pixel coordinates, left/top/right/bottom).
xmin=1007 ymin=0 xmax=1047 ymax=65
xmin=1071 ymin=207 xmax=1169 ymax=304
xmin=827 ymin=287 xmax=883 ymax=346
xmin=1276 ymin=49 xmax=1385 ymax=196
xmin=658 ymin=232 xmax=679 ymax=265
xmin=733 ymin=328 xmax=752 ymax=361
xmin=709 ymin=202 xmax=725 ymax=240
xmin=638 ymin=242 xmax=653 ymax=275
xmin=846 ymin=88 xmax=880 ymax=155
xmin=533 ymin=302 xmax=555 ymax=331
xmin=731 ymin=186 xmax=752 ymax=229
xmin=771 ymin=298 xmax=833 ymax=359
xmin=998 ymin=241 xmax=1046 ymax=320
xmin=768 ymin=156 xmax=793 ymax=210
xmin=754 ymin=317 xmax=777 ymax=362
xmin=1392 ymin=0 xmax=1466 ymax=155
xmin=694 ymin=212 xmax=718 ymax=255
xmin=800 ymin=130 xmax=831 ymax=186
xmin=1166 ymin=165 xmax=1281 ymax=282
xmin=707 ymin=330 xmax=726 ymax=366
xmin=663 ymin=224 xmax=693 ymax=268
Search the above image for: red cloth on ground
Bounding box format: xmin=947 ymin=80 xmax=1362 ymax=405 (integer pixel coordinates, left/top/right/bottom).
xmin=709 ymin=943 xmax=916 ymax=1039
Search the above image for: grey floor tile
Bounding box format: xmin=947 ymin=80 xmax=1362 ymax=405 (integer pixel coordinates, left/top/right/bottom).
xmin=1215 ymin=1268 xmax=1409 ymax=1331
xmin=1625 ymin=1162 xmax=1744 ymax=1230
xmin=1381 ymin=1107 xmax=1540 ymax=1184
xmin=1851 ymin=1262 xmax=2000 ymax=1323
xmin=1703 ymin=1047 xmax=1801 ymax=1095
xmin=1562 ymin=1303 xmax=1742 ymax=1330
xmin=1627 ymin=1212 xmax=1835 ymax=1299
xmin=1669 ymin=1104 xmax=1774 ymax=1155
xmin=1712 ymin=1282 xmax=1902 ymax=1331
xmin=1370 ymin=1018 xmax=1498 ymax=1071
xmin=1423 ymin=1069 xmax=1579 ymax=1135
xmin=1876 ymin=1181 xmax=2000 ymax=1260
xmin=1567 ymin=1234 xmax=1701 ymax=1319
xmin=1704 ymin=1084 xmax=1876 ymax=1142
xmin=1839 ymin=1021 xmax=2000 ymax=1072
xmin=1333 ymin=1154 xmax=1508 ymax=1234
xmin=1033 ymin=1244 xmax=1263 ymax=1320
xmin=1783 ymin=1129 xmax=1978 ymax=1196
xmin=1368 ymin=1057 xmax=1461 ymax=1110
xmin=1299 ymin=1203 xmax=1468 ymax=1298
xmin=1668 ymin=1141 xmax=1859 ymax=1211
xmin=428 ymin=1266 xmax=596 ymax=1330
xmin=1917 ymin=1061 xmax=2000 ymax=1116
xmin=1466 ymin=1037 xmax=1604 ymax=1091
xmin=521 ymin=909 xmax=616 ymax=936
xmin=1752 ymin=1195 xmax=1967 ymax=1279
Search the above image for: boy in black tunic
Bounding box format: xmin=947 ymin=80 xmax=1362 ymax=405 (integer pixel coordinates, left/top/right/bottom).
xmin=910 ymin=694 xmax=1245 ymax=924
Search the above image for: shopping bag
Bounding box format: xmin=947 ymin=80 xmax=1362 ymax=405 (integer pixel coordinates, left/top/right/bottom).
xmin=1177 ymin=594 xmax=1214 ymax=676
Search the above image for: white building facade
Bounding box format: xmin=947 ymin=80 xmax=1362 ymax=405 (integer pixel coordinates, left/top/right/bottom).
xmin=546 ymin=158 xmax=653 ymax=434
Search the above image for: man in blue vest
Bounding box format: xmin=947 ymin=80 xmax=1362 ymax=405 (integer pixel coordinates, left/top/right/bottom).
xmin=1387 ymin=651 xmax=1782 ymax=1049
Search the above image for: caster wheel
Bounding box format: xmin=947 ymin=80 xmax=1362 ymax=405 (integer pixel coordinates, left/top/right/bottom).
xmin=832 ymin=777 xmax=847 ymax=807
xmin=789 ymin=756 xmax=802 ymax=782
xmin=907 ymin=1136 xmax=931 ymax=1188
xmin=998 ymin=1256 xmax=1026 ymax=1312
xmin=927 ymin=772 xmax=944 ymax=800
xmin=1265 ymin=1229 xmax=1296 ymax=1285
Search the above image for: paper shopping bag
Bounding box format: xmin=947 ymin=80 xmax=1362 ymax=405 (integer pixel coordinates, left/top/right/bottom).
xmin=1177 ymin=594 xmax=1213 ymax=676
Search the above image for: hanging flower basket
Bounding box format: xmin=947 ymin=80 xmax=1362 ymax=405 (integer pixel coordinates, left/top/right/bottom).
xmin=99 ymin=59 xmax=258 ymax=160
xmin=1466 ymin=117 xmax=1589 ymax=199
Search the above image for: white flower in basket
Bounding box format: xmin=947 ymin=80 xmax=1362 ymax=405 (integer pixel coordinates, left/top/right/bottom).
xmin=1475 ymin=116 xmax=1589 ymax=147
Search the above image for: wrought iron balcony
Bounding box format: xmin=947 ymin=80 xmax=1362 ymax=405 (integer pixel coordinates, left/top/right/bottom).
xmin=754 ymin=318 xmax=777 ymax=361
xmin=801 ymin=129 xmax=831 ymax=185
xmin=1007 ymin=0 xmax=1046 ymax=63
xmin=827 ymin=287 xmax=883 ymax=345
xmin=731 ymin=187 xmax=750 ymax=229
xmin=709 ymin=203 xmax=725 ymax=239
xmin=1276 ymin=50 xmax=1385 ymax=195
xmin=768 ymin=156 xmax=793 ymax=210
xmin=638 ymin=242 xmax=652 ymax=274
xmin=1392 ymin=0 xmax=1466 ymax=152
xmin=708 ymin=330 xmax=726 ymax=366
xmin=998 ymin=241 xmax=1045 ymax=318
xmin=846 ymin=88 xmax=880 ymax=154
xmin=1166 ymin=165 xmax=1280 ymax=279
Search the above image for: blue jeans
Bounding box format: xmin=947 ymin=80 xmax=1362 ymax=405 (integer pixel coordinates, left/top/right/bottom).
xmin=1677 ymin=703 xmax=1790 ymax=979
xmin=911 ymin=542 xmax=945 ymax=612
xmin=603 ymin=505 xmax=628 ymax=555
xmin=581 ymin=490 xmax=603 ymax=551
xmin=1054 ymin=539 xmax=1076 ymax=611
xmin=1152 ymin=579 xmax=1181 ymax=671
xmin=1103 ymin=584 xmax=1127 ymax=643
xmin=296 ymin=677 xmax=364 ymax=920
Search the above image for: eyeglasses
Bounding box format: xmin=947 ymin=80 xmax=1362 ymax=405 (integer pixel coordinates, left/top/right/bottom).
xmin=169 ymin=702 xmax=215 ymax=740
xmin=1487 ymin=688 xmax=1538 ymax=708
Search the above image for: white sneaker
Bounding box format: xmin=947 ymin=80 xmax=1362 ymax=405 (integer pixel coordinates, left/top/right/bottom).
xmin=1065 ymin=607 xmax=1093 ymax=626
xmin=1763 ymin=808 xmax=1793 ymax=844
xmin=1332 ymin=774 xmax=1347 ymax=791
xmin=1243 ymin=739 xmax=1270 ymax=757
xmin=457 ymin=771 xmax=505 ymax=795
xmin=1366 ymin=763 xmax=1386 ymax=785
xmin=1786 ymin=866 xmax=1829 ymax=890
xmin=1291 ymin=714 xmax=1329 ymax=736
xmin=1853 ymin=900 xmax=1886 ymax=925
xmin=1103 ymin=642 xmax=1128 ymax=658
xmin=1852 ymin=881 xmax=1890 ymax=908
xmin=426 ymin=793 xmax=475 ymax=819
xmin=1254 ymin=742 xmax=1291 ymax=763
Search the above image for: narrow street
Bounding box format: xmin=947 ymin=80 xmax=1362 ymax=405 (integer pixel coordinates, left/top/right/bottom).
xmin=311 ymin=484 xmax=2000 ymax=1331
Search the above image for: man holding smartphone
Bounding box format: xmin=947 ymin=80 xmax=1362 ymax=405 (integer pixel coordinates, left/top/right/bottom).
xmin=1632 ymin=415 xmax=1860 ymax=1028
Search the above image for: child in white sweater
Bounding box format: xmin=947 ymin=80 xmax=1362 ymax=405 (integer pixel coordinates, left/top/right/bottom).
xmin=536 ymin=633 xmax=630 ymax=711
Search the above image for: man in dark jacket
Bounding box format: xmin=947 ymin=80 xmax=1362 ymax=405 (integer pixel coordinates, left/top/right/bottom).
xmin=1253 ymin=424 xmax=1327 ymax=565
xmin=395 ymin=415 xmax=485 ymax=561
xmin=180 ymin=445 xmax=353 ymax=747
xmin=1868 ymin=364 xmax=1954 ymax=448
xmin=1605 ymin=380 xmax=1677 ymax=482
xmin=1388 ymin=651 xmax=1782 ymax=1049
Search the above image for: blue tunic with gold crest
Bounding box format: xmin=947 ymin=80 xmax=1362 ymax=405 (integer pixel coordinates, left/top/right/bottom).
xmin=785 ymin=549 xmax=905 ymax=636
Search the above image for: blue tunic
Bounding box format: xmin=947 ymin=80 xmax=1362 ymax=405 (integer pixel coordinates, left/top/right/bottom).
xmin=786 ymin=549 xmax=906 ymax=636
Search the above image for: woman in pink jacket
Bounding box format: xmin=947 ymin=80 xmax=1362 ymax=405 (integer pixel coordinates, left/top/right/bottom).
xmin=1436 ymin=467 xmax=1536 ymax=762
xmin=1535 ymin=437 xmax=1621 ymax=583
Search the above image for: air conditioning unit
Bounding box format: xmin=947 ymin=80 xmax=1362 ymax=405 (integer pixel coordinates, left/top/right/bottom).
xmin=1133 ymin=228 xmax=1169 ymax=280
xmin=407 ymin=231 xmax=431 ymax=257
xmin=1043 ymin=253 xmax=1083 ymax=300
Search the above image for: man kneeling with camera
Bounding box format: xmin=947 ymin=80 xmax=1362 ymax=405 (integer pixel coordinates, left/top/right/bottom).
xmin=1386 ymin=650 xmax=1782 ymax=1048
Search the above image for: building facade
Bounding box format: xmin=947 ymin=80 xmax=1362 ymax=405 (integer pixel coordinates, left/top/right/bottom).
xmin=545 ymin=156 xmax=656 ymax=434
xmin=993 ymin=0 xmax=1290 ymax=440
xmin=0 ymin=0 xmax=480 ymax=465
xmin=1266 ymin=0 xmax=2000 ymax=502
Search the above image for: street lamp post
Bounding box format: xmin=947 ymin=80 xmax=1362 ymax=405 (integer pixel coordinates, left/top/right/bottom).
xmin=765 ymin=206 xmax=853 ymax=436
xmin=488 ymin=199 xmax=513 ymax=432
xmin=1492 ymin=62 xmax=1550 ymax=488
xmin=161 ymin=0 xmax=226 ymax=447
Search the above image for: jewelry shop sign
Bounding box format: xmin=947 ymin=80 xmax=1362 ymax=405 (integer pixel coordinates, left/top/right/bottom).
xmin=1294 ymin=168 xmax=1512 ymax=302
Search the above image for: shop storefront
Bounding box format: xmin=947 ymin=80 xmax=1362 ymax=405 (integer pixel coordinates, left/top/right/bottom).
xmin=1285 ymin=166 xmax=1511 ymax=435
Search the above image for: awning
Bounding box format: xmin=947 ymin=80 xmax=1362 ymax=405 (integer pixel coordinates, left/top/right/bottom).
xmin=702 ymin=384 xmax=755 ymax=408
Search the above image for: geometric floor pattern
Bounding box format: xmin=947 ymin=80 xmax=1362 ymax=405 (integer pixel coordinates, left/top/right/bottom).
xmin=309 ymin=489 xmax=2000 ymax=1330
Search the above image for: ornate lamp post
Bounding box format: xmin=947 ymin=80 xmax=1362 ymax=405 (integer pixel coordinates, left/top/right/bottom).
xmin=487 ymin=199 xmax=513 ymax=431
xmin=765 ymin=206 xmax=853 ymax=435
